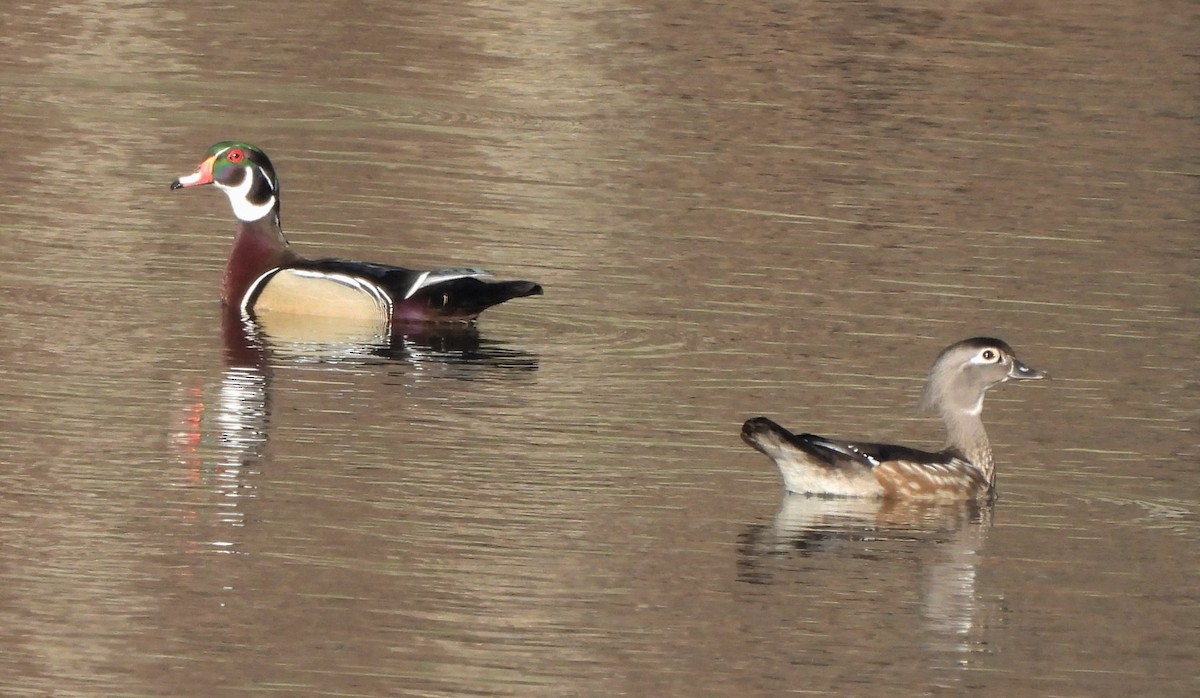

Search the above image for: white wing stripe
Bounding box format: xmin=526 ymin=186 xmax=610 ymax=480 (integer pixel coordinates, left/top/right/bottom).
xmin=402 ymin=268 xmax=493 ymax=299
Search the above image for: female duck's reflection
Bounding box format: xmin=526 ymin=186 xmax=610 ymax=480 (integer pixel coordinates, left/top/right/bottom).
xmin=170 ymin=308 xmax=539 ymax=541
xmin=736 ymin=495 xmax=994 ymax=664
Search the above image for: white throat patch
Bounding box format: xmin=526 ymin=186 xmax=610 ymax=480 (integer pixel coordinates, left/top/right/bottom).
xmin=216 ymin=166 xmax=277 ymax=222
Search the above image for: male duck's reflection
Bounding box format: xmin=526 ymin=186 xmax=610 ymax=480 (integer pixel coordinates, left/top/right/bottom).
xmin=170 ymin=309 xmax=539 ymax=538
xmin=222 ymin=305 xmax=540 ymax=371
xmin=736 ymin=495 xmax=994 ymax=661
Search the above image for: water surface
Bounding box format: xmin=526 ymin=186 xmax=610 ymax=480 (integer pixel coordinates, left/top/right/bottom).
xmin=0 ymin=1 xmax=1196 ymax=696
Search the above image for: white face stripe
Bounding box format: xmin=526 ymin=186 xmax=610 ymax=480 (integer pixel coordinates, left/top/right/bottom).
xmin=175 ymin=170 xmax=208 ymax=187
xmin=256 ymin=165 xmax=275 ymax=191
xmin=215 ymin=165 xmax=276 ymax=222
xmin=967 ymin=348 xmax=1004 ymax=366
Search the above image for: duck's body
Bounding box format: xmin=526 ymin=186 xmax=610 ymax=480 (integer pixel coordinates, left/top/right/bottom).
xmin=742 ymin=338 xmax=1048 ymax=501
xmin=172 ymin=142 xmax=542 ymax=325
xmin=741 ymin=419 xmax=994 ymax=500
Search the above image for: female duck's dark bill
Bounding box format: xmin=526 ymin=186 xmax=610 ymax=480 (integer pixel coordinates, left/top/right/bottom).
xmin=170 ymin=155 xmax=216 ymax=190
xmin=1009 ymin=359 xmax=1049 ymax=380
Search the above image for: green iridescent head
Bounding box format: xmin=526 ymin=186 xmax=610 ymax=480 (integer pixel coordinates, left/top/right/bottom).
xmin=171 ymin=141 xmax=280 ymax=222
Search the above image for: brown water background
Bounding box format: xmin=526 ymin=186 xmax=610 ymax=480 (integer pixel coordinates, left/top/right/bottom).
xmin=0 ymin=1 xmax=1196 ymax=696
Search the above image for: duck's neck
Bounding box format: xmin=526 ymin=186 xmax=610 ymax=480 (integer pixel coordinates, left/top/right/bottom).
xmin=222 ymin=213 xmax=299 ymax=307
xmin=942 ymin=409 xmax=995 ymax=487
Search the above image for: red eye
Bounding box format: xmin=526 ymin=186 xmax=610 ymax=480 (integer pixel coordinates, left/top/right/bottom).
xmin=227 ymin=148 xmax=245 ymax=162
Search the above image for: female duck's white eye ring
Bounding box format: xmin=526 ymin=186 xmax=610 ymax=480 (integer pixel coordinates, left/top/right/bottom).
xmin=981 ymin=349 xmax=997 ymax=362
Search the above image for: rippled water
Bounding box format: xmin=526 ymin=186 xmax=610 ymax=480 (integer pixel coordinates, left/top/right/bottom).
xmin=1 ymin=1 xmax=1196 ymax=696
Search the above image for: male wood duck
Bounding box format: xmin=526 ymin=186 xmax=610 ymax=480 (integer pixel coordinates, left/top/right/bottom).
xmin=741 ymin=337 xmax=1048 ymax=501
xmin=171 ymin=142 xmax=542 ymax=324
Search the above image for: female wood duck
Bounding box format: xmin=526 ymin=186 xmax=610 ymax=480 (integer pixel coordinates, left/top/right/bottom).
xmin=171 ymin=142 xmax=542 ymax=324
xmin=741 ymin=337 xmax=1048 ymax=501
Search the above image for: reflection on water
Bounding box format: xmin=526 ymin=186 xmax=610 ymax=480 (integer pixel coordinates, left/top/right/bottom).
xmin=223 ymin=308 xmax=540 ymax=373
xmin=738 ymin=495 xmax=992 ymax=663
xmin=0 ymin=0 xmax=1195 ymax=694
xmin=170 ymin=367 xmax=267 ymax=537
xmin=172 ymin=316 xmax=539 ymax=552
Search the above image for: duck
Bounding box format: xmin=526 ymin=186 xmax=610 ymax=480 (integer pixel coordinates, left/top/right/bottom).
xmin=171 ymin=142 xmax=542 ymax=324
xmin=741 ymin=337 xmax=1048 ymax=501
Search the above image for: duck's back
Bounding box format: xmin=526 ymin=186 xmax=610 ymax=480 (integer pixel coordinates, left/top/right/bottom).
xmin=247 ymin=258 xmax=542 ymax=323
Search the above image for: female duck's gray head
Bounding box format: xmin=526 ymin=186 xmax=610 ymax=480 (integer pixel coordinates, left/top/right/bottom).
xmin=921 ymin=337 xmax=1048 ymax=417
